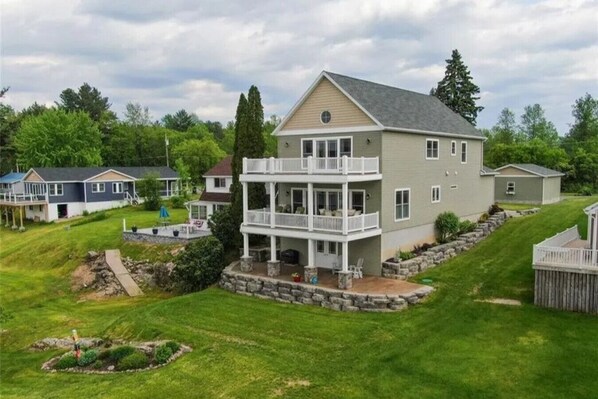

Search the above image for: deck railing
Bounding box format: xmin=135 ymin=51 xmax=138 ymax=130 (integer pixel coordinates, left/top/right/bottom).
xmin=0 ymin=192 xmax=46 ymax=203
xmin=243 ymin=156 xmax=379 ymax=175
xmin=245 ymin=210 xmax=379 ymax=234
xmin=533 ymin=226 xmax=597 ymax=267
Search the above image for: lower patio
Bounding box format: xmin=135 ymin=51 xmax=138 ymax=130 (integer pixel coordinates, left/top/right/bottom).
xmin=122 ymin=224 xmax=211 ymax=244
xmin=219 ymin=261 xmax=434 ymax=312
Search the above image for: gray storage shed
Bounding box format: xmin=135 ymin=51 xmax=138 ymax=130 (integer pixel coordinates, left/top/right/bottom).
xmin=494 ymin=164 xmax=563 ymax=205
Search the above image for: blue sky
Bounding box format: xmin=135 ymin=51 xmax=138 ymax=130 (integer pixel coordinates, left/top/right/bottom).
xmin=2 ymin=0 xmax=597 ymax=133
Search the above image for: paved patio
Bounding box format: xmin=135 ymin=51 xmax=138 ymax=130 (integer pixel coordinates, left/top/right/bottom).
xmin=233 ymin=261 xmax=429 ymax=296
xmin=123 ymin=224 xmax=211 ymax=244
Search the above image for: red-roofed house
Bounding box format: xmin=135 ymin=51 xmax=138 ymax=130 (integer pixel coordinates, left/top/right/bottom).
xmin=186 ymin=156 xmax=232 ymax=230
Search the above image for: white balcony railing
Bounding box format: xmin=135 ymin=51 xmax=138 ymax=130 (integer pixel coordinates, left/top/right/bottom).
xmin=0 ymin=192 xmax=46 ymax=203
xmin=245 ymin=210 xmax=379 ymax=234
xmin=243 ymin=156 xmax=379 ymax=175
xmin=533 ymin=226 xmax=598 ymax=267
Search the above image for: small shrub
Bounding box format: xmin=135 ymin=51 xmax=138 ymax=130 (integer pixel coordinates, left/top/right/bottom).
xmin=170 ymin=195 xmax=185 ymax=209
xmin=435 ymin=211 xmax=460 ymax=243
xmin=173 ymin=236 xmax=225 ymax=292
xmin=109 ymin=345 xmax=136 ymax=362
xmin=478 ymin=213 xmax=489 ymax=223
xmin=55 ymin=353 xmax=78 ymax=369
xmin=138 ymin=172 xmax=162 ymax=211
xmin=155 ymin=344 xmax=173 ymax=364
xmin=458 ymin=220 xmax=477 ymax=235
xmin=82 ymin=210 xmax=89 ymax=216
xmin=78 ymin=349 xmax=98 ymax=366
xmin=488 ymin=203 xmax=504 ymax=216
xmin=98 ymin=349 xmax=111 ymax=360
xmin=117 ymin=351 xmax=149 ymax=371
xmin=165 ymin=341 xmax=181 ymax=354
xmin=92 ymin=360 xmax=103 ymax=369
xmin=578 ymin=185 xmax=593 ymax=196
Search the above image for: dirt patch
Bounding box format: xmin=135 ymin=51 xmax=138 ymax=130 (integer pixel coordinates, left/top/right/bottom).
xmin=475 ymin=298 xmax=522 ymax=306
xmin=71 ymin=264 xmax=96 ymax=291
xmin=273 ymin=379 xmax=311 ymax=397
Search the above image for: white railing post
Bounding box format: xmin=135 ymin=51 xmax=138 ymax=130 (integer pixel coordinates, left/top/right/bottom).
xmin=361 ymin=156 xmax=365 ymax=174
xmin=269 ymin=157 xmax=275 ymax=174
xmin=123 ymin=218 xmax=126 ymax=232
xmin=361 ymin=214 xmax=365 ymax=231
xmin=342 ymin=182 xmax=348 ymax=235
xmin=307 ymin=182 xmax=313 ymax=232
xmin=269 ymin=182 xmax=275 ymax=228
xmin=242 ymin=182 xmax=248 ymax=226
xmin=342 ymin=155 xmax=348 ymax=175
xmin=307 ymin=156 xmax=313 ymax=175
xmin=242 ymin=157 xmax=248 ymax=174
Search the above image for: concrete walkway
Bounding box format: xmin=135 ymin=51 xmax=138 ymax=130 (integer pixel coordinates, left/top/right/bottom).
xmin=105 ymin=249 xmax=143 ymax=297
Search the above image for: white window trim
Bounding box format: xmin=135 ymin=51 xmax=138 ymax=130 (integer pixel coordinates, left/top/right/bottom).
xmin=451 ymin=140 xmax=457 ymax=156
xmin=301 ymin=136 xmax=353 ymax=158
xmin=426 ymin=139 xmax=439 ymax=160
xmin=431 ymin=185 xmax=441 ymax=203
xmin=461 ymin=141 xmax=468 ymax=164
xmin=320 ymin=110 xmax=332 ymax=125
xmin=394 ymin=188 xmax=411 ymax=222
xmin=506 ymin=181 xmax=516 ymax=194
xmin=112 ymin=182 xmax=123 ymax=194
xmin=214 ymin=178 xmax=226 ymax=188
xmin=49 ymin=183 xmax=63 ymax=196
xmin=91 ymin=183 xmax=105 ymax=193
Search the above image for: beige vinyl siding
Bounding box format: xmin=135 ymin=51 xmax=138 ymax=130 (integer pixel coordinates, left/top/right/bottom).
xmin=494 ymin=176 xmax=543 ymax=204
xmin=277 ymin=131 xmax=381 ymax=159
xmin=542 ymin=177 xmax=562 ymax=204
xmin=380 ymin=132 xmax=491 ymax=233
xmin=89 ymin=171 xmax=132 ymax=182
xmin=497 ymin=166 xmax=535 ymax=176
xmin=25 ymin=171 xmax=43 ymax=182
xmin=281 ymin=78 xmax=376 ymax=131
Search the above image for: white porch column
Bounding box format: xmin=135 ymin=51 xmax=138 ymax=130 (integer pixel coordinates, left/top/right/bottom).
xmin=308 ymin=239 xmax=315 ymax=266
xmin=242 ymin=182 xmax=248 ymax=226
xmin=307 ymin=182 xmax=313 ymax=231
xmin=342 ymin=241 xmax=348 ymax=272
xmin=243 ymin=233 xmax=249 ymax=257
xmin=270 ymin=235 xmax=277 ymax=261
xmin=342 ymin=182 xmax=348 ymax=235
xmin=269 ymin=182 xmax=275 ymax=228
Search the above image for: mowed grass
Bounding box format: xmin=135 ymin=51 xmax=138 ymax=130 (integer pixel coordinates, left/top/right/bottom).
xmin=1 ymin=199 xmax=598 ymax=398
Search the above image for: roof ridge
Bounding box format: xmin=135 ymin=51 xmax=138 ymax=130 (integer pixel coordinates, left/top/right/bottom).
xmin=324 ymin=70 xmax=433 ymax=99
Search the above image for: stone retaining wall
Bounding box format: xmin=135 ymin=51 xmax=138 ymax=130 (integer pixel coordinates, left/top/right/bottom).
xmin=382 ymin=212 xmax=513 ymax=279
xmin=219 ymin=265 xmax=434 ymax=312
xmin=122 ymin=231 xmax=195 ymax=245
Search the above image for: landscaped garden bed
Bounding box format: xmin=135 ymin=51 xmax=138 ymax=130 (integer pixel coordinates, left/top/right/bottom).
xmin=41 ymin=340 xmax=191 ymax=374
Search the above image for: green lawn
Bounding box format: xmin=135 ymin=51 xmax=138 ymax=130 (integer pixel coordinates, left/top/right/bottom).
xmin=1 ymin=199 xmax=598 ymax=398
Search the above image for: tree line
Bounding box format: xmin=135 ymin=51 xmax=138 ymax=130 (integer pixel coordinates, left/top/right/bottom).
xmin=431 ymin=50 xmax=597 ymax=193
xmin=0 ymin=84 xmax=279 ymax=186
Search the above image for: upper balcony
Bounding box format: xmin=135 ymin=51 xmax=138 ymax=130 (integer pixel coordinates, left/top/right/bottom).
xmin=0 ymin=192 xmax=47 ymax=206
xmin=241 ymin=156 xmax=381 ymax=183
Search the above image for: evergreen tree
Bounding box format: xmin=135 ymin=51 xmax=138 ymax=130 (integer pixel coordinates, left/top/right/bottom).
xmin=245 ymin=85 xmax=266 ymax=209
xmin=161 ymin=109 xmax=199 ymax=131
xmin=431 ymin=49 xmax=484 ymax=125
xmin=230 ymin=93 xmax=249 ymax=233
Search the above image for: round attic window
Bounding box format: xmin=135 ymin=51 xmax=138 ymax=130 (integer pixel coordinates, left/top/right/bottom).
xmin=320 ymin=110 xmax=331 ymax=124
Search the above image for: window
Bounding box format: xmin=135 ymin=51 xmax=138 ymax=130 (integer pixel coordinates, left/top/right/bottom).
xmin=49 ymin=184 xmax=63 ymax=196
xmin=426 ymin=139 xmax=439 ymax=160
xmin=301 ymin=137 xmax=352 ymax=159
xmin=292 ymin=189 xmax=305 ymax=213
xmin=431 ymin=185 xmax=441 ymax=203
xmin=451 ymin=140 xmax=457 ymax=156
xmin=340 ymin=138 xmax=352 ymax=157
xmin=91 ymin=183 xmax=105 ymax=193
xmin=507 ymin=182 xmax=515 ymax=194
xmin=214 ymin=178 xmax=226 ymax=188
xmin=351 ymin=191 xmax=365 ymax=213
xmin=112 ymin=182 xmax=123 ymax=194
xmin=191 ymin=205 xmax=199 ymax=219
xmin=215 ymin=204 xmax=226 ymax=212
xmin=317 ymin=240 xmax=325 ymax=253
xmin=320 ymin=110 xmax=331 ymax=124
xmin=302 ymin=140 xmax=313 ymax=158
xmin=394 ymin=188 xmax=410 ymax=221
xmin=461 ymin=141 xmax=468 ymax=163
xmin=199 ymin=205 xmax=207 ymax=220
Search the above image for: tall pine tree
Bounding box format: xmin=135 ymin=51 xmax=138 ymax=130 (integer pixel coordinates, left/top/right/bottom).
xmin=230 ymin=86 xmax=267 ymax=236
xmin=431 ymin=49 xmax=484 ymax=125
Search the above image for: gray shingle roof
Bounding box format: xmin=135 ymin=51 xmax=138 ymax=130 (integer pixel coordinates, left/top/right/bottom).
xmin=481 ymin=166 xmax=499 ymax=175
xmin=30 ymin=167 xmax=179 ymax=182
xmin=496 ymin=164 xmax=564 ymax=177
xmin=325 ymin=71 xmax=483 ymax=138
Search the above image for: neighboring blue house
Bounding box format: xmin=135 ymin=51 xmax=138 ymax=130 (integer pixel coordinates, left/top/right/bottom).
xmin=0 ymin=172 xmax=25 ymax=194
xmin=15 ymin=167 xmax=179 ymax=221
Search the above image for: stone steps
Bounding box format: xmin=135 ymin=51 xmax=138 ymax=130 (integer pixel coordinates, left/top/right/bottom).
xmin=105 ymin=249 xmax=143 ymax=297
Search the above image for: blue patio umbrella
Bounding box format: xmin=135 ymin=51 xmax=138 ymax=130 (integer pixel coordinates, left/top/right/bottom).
xmin=159 ymin=205 xmax=170 ymax=219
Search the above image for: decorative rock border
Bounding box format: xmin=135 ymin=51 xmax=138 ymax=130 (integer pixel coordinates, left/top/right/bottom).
xmin=382 ymin=212 xmax=511 ymax=279
xmin=219 ymin=265 xmax=434 ymax=312
xmin=41 ymin=342 xmax=192 ymax=374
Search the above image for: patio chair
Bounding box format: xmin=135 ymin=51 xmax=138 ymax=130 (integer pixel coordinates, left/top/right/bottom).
xmin=349 ymin=258 xmax=364 ymax=279
xmin=331 ymin=262 xmax=342 ymax=275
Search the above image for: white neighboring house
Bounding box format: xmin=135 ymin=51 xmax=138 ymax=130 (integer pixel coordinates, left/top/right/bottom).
xmin=186 ymin=156 xmax=232 ymax=230
xmin=0 ymin=172 xmax=25 ymax=194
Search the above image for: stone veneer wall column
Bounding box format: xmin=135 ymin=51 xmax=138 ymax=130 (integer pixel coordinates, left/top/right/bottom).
xmin=267 ymin=260 xmax=281 ymax=277
xmin=240 ymin=255 xmax=253 ymax=272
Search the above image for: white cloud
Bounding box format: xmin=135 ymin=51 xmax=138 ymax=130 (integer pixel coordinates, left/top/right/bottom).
xmin=1 ymin=0 xmax=597 ymax=131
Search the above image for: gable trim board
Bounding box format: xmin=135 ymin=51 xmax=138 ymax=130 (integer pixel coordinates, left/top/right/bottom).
xmin=24 ymin=170 xmax=45 ymax=182
xmin=85 ymin=169 xmax=136 ymax=182
xmin=495 ymin=164 xmax=564 ymax=178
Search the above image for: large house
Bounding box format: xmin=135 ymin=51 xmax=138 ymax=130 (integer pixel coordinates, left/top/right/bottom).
xmin=186 ymin=156 xmax=232 ymax=230
xmin=0 ymin=166 xmax=179 ymax=222
xmin=239 ymin=71 xmax=495 ymax=285
xmin=494 ymin=163 xmax=563 ymax=205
